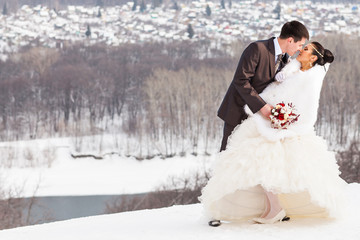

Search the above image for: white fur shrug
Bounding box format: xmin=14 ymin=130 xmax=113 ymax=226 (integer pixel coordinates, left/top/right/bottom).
xmin=244 ymin=59 xmax=330 ymax=141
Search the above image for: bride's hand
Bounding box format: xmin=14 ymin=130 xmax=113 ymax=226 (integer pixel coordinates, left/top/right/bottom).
xmin=260 ymin=104 xmax=273 ymax=119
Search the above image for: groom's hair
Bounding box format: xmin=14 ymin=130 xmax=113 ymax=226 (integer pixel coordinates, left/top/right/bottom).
xmin=279 ymin=21 xmax=309 ymax=42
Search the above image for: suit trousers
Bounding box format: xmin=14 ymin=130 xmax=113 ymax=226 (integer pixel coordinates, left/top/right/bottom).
xmin=220 ymin=122 xmax=236 ymax=152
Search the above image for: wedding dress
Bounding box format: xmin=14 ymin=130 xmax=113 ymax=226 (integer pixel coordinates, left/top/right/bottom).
xmin=200 ymin=60 xmax=346 ymax=221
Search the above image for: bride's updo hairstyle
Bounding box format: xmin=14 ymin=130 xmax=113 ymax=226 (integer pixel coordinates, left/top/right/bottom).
xmin=311 ymin=41 xmax=334 ymax=66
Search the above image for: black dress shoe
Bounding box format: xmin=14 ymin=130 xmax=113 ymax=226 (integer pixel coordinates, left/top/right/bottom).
xmin=208 ymin=220 xmax=221 ymax=227
xmin=209 ymin=217 xmax=288 ymax=226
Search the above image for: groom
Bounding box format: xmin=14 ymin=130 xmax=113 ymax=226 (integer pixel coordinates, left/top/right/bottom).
xmin=218 ymin=21 xmax=309 ymax=152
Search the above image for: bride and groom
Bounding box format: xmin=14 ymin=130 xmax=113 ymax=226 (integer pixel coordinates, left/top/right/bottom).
xmin=200 ymin=21 xmax=346 ymax=226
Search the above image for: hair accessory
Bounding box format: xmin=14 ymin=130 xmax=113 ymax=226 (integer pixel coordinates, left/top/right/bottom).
xmin=309 ymin=44 xmax=324 ymax=58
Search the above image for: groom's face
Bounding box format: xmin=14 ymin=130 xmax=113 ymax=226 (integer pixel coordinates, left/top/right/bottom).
xmin=286 ymin=37 xmax=307 ymax=56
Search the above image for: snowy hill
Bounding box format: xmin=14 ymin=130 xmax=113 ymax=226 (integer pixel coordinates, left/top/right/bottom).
xmin=1 ymin=2 xmax=359 ymax=58
xmin=0 ymin=183 xmax=359 ymax=240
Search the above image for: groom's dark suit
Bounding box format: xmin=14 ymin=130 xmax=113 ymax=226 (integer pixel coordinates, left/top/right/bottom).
xmin=218 ymin=37 xmax=289 ymax=151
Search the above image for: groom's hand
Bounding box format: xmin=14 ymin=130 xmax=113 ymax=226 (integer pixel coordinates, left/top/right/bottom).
xmin=259 ymin=104 xmax=273 ymax=119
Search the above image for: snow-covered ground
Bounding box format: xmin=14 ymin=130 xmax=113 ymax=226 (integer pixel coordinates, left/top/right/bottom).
xmin=0 ymin=137 xmax=214 ymax=197
xmin=3 ymin=154 xmax=211 ymax=197
xmin=1 ymin=135 xmax=359 ymax=238
xmin=0 ymin=183 xmax=359 ymax=240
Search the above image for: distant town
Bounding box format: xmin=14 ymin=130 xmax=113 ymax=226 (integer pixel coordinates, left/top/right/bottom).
xmin=0 ymin=0 xmax=359 ymax=60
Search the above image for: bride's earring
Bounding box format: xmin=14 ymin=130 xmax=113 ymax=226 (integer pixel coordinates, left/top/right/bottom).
xmin=309 ymin=62 xmax=312 ymax=67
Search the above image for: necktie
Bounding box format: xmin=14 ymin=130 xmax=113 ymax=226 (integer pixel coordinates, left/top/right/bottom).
xmin=275 ymin=53 xmax=284 ymax=74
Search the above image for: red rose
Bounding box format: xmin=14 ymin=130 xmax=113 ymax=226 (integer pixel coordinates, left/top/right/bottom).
xmin=278 ymin=114 xmax=285 ymax=121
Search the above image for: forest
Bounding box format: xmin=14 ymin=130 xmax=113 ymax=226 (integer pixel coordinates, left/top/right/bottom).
xmin=0 ymin=34 xmax=358 ymax=158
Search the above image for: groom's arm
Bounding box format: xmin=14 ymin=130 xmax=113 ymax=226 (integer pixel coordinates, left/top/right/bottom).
xmin=232 ymin=42 xmax=271 ymax=117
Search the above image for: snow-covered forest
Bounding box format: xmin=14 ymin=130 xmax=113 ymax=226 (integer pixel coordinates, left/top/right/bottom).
xmin=0 ymin=35 xmax=358 ymax=157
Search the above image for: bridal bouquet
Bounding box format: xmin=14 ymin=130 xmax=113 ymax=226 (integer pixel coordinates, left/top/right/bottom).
xmin=270 ymin=102 xmax=300 ymax=129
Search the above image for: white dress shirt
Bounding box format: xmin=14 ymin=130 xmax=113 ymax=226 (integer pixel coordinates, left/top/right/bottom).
xmin=273 ymin=37 xmax=283 ymax=62
xmin=274 ymin=37 xmax=286 ymax=82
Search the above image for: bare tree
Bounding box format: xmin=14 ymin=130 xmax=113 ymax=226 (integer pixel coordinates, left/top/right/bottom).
xmin=105 ymin=171 xmax=210 ymax=214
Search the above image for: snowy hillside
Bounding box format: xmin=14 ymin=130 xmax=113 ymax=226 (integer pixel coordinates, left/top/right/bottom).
xmin=0 ymin=183 xmax=359 ymax=240
xmin=1 ymin=2 xmax=359 ymax=56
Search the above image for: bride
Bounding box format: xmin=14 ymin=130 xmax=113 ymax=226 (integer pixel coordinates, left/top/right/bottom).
xmin=200 ymin=42 xmax=346 ymax=225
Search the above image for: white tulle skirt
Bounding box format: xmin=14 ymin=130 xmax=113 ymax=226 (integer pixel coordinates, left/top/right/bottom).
xmin=200 ymin=119 xmax=346 ymax=221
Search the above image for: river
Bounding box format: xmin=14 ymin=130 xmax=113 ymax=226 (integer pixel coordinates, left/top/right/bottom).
xmin=22 ymin=193 xmax=146 ymax=225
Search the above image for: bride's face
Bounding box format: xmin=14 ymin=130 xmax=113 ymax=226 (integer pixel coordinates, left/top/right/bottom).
xmin=296 ymin=44 xmax=318 ymax=65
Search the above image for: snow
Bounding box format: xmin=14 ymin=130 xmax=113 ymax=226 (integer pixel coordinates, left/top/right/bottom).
xmin=2 ymin=153 xmax=212 ymax=197
xmin=0 ymin=183 xmax=359 ymax=239
xmin=1 ymin=137 xmax=213 ymax=197
xmin=0 ymin=132 xmax=359 ymax=237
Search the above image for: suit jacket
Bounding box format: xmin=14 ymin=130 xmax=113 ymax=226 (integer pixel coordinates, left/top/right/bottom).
xmin=218 ymin=37 xmax=289 ymax=127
